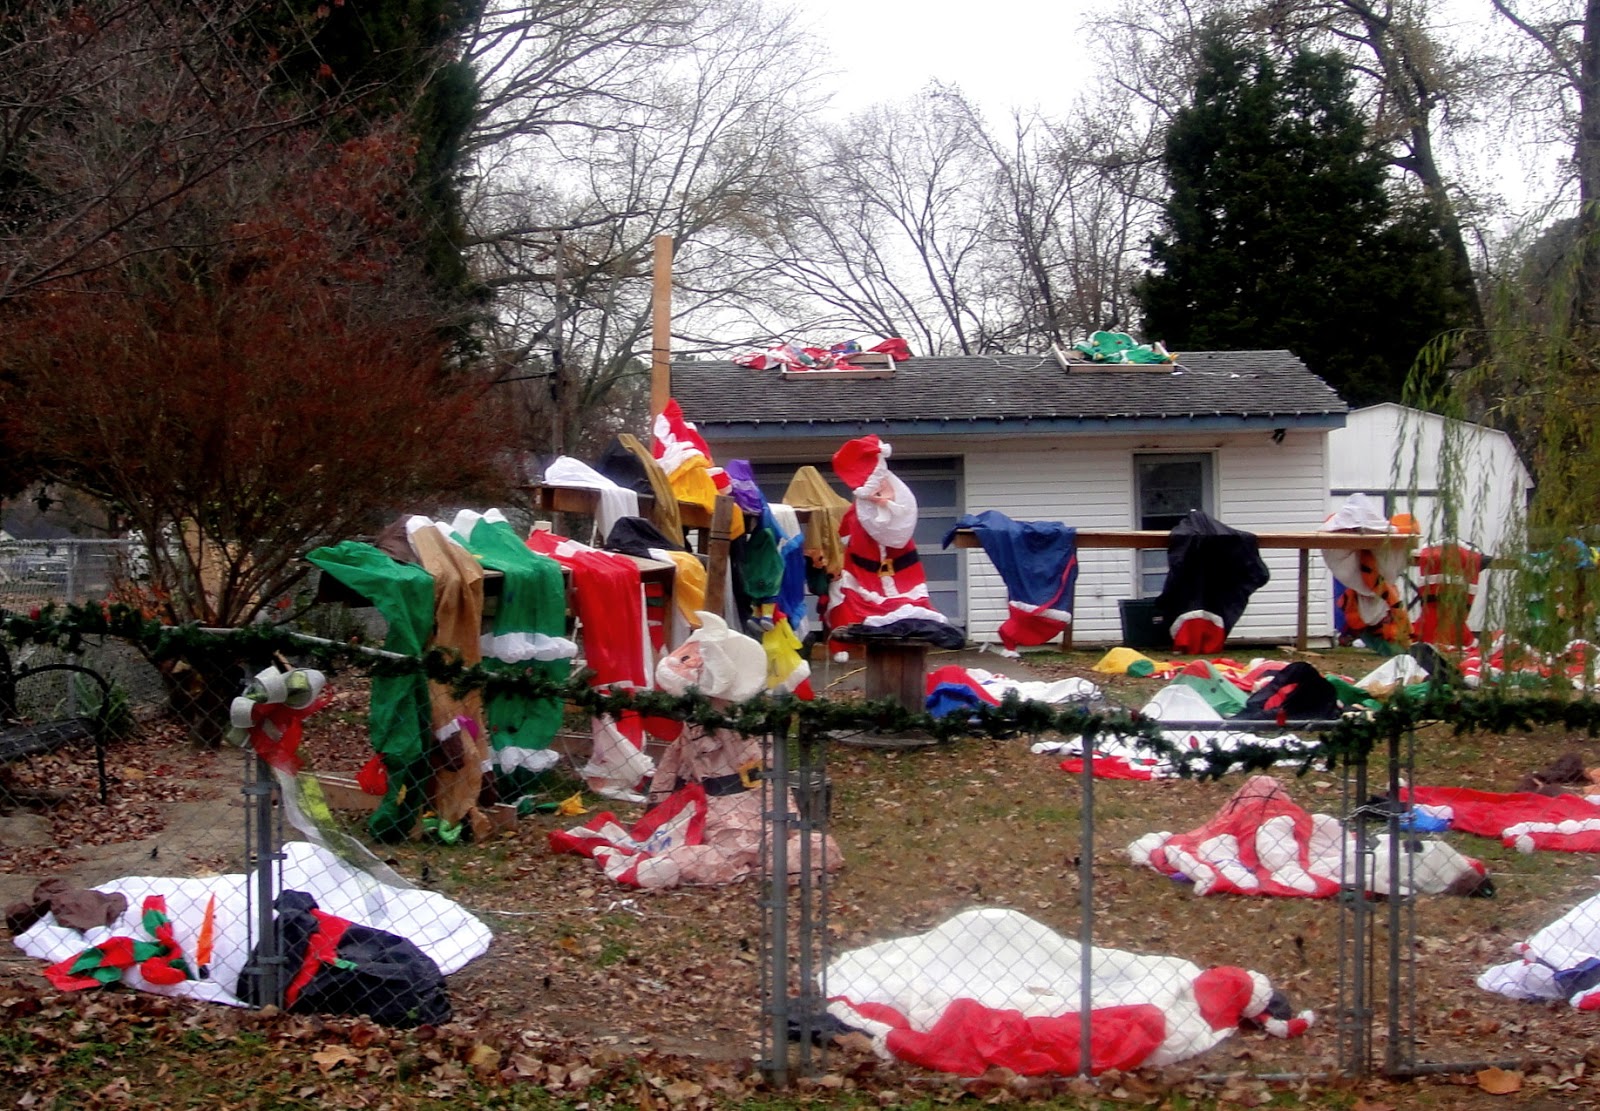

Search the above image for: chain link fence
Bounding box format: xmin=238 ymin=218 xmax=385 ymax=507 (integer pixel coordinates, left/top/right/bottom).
xmin=5 ymin=613 xmax=1600 ymax=1091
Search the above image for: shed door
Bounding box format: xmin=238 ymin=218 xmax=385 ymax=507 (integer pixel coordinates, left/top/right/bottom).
xmin=749 ymin=456 xmax=966 ymax=625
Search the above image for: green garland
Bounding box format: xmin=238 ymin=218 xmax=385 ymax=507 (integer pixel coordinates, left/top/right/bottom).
xmin=7 ymin=602 xmax=1600 ymax=780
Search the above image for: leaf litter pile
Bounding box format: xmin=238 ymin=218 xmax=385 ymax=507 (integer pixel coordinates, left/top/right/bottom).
xmin=7 ymin=652 xmax=1600 ymax=1107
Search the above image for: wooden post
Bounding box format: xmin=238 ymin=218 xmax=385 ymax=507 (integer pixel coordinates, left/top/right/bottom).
xmin=650 ymin=234 xmax=673 ymax=443
xmin=1296 ymin=546 xmax=1311 ymax=651
xmin=702 ymin=494 xmax=736 ymax=618
xmin=862 ymin=641 xmax=931 ymax=710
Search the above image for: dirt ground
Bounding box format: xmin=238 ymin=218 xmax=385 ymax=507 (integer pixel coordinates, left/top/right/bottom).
xmin=6 ymin=643 xmax=1600 ymax=1106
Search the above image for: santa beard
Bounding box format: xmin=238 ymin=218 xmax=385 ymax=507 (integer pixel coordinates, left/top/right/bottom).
xmin=855 ymin=473 xmax=918 ymax=548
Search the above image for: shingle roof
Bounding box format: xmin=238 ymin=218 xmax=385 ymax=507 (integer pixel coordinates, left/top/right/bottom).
xmin=671 ymin=350 xmax=1346 ymax=434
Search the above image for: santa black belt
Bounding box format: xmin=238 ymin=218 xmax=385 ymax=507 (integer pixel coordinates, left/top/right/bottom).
xmin=850 ymin=550 xmax=921 ymax=575
xmin=680 ymin=768 xmax=761 ymax=797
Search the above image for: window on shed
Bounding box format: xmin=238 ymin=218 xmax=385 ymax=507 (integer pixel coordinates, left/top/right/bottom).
xmin=1134 ymin=453 xmax=1214 ymax=597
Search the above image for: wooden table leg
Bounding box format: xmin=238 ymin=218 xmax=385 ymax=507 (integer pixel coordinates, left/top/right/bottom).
xmin=1297 ymin=547 xmax=1311 ymax=651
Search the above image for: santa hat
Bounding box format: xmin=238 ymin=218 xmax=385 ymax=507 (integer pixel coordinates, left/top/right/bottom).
xmin=683 ymin=612 xmax=768 ymax=703
xmin=832 ymin=436 xmax=892 ymax=498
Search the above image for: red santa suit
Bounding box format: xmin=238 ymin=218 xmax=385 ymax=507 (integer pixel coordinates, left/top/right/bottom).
xmin=826 ymin=436 xmax=965 ymax=657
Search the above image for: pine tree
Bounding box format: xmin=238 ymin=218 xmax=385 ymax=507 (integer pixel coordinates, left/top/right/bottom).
xmin=1136 ymin=24 xmax=1467 ymax=406
xmin=244 ymin=1 xmax=485 ymax=321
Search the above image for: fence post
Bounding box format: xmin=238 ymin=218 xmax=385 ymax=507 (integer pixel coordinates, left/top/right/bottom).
xmin=242 ymin=752 xmax=284 ymax=1008
xmin=1079 ymin=728 xmax=1095 ymax=1077
xmin=1344 ymin=750 xmax=1371 ymax=1076
xmin=1384 ymin=725 xmax=1405 ymax=1076
xmin=763 ymin=725 xmax=791 ymax=1086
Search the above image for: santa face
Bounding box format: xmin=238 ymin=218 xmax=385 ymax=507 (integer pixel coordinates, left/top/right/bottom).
xmin=655 ymin=640 xmax=705 ymax=696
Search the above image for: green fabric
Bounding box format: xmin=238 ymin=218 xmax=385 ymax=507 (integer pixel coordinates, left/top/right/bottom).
xmin=740 ymin=526 xmax=785 ymax=601
xmin=1126 ymin=659 xmax=1154 ymax=678
xmin=307 ymin=541 xmax=436 ymax=842
xmin=455 ymin=516 xmax=572 ymax=798
xmin=307 ymin=541 xmax=435 ymax=764
xmin=1172 ymin=671 xmax=1248 ymax=716
xmin=1327 ymin=675 xmax=1381 ymax=710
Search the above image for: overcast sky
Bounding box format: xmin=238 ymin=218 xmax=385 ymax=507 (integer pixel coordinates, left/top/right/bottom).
xmin=790 ymin=0 xmax=1099 ymax=117
xmin=784 ymin=0 xmax=1562 ymax=223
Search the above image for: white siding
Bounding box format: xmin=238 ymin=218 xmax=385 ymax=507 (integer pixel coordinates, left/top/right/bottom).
xmin=963 ymin=430 xmax=1333 ymax=645
xmin=701 ymin=428 xmax=1334 ymax=646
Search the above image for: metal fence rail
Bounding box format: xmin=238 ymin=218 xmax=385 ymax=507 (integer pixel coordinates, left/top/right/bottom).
xmin=4 ymin=614 xmax=1599 ymax=1091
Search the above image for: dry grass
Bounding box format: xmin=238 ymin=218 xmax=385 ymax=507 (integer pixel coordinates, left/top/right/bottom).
xmin=8 ymin=646 xmax=1600 ymax=1105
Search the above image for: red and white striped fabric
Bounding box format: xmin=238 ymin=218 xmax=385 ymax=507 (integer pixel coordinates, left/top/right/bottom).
xmin=1405 ymin=785 xmax=1600 ymax=853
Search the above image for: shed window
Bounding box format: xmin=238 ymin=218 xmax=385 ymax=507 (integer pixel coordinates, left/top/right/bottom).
xmin=1135 ymin=453 xmax=1214 ymax=597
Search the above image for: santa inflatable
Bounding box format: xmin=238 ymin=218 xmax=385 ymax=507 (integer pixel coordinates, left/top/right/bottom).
xmin=550 ymin=613 xmax=842 ymax=888
xmin=826 ymin=435 xmax=965 ymax=657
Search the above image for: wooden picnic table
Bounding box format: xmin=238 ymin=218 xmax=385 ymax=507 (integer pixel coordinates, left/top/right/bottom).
xmin=949 ymin=528 xmax=1418 ymax=651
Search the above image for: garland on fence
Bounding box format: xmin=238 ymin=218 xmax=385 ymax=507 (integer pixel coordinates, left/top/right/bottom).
xmin=6 ymin=602 xmax=1600 ymax=779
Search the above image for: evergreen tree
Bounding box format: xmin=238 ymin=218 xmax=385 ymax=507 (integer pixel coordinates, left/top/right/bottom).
xmin=245 ymin=1 xmax=486 ymax=321
xmin=1136 ymin=24 xmax=1467 ymax=406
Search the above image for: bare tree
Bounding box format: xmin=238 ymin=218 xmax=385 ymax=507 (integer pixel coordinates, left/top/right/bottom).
xmin=465 ymin=0 xmax=820 ymax=454
xmin=0 ymin=2 xmax=384 ymax=307
xmin=751 ymin=87 xmax=1006 ymax=356
xmin=1486 ymin=0 xmax=1600 ymax=326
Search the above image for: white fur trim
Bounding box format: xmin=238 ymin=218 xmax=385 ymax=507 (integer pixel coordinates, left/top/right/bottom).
xmin=851 ymin=451 xmax=892 ymax=499
xmin=1010 ymin=600 xmax=1073 ymax=623
xmin=857 ymin=603 xmax=953 ymax=628
xmin=479 ymin=631 xmax=578 ymax=662
xmin=494 ymin=746 xmax=561 ymax=775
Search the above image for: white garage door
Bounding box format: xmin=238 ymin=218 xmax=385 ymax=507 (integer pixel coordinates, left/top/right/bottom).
xmin=749 ymin=456 xmax=966 ymax=625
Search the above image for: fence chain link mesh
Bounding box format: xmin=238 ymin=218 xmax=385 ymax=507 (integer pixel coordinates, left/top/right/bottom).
xmin=5 ymin=606 xmax=1600 ymax=1088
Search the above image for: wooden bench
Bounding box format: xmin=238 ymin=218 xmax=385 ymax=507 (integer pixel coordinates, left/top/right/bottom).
xmin=950 ymin=527 xmax=1418 ymax=650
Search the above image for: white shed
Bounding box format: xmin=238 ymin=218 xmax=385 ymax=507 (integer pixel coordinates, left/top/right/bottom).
xmin=1327 ymin=403 xmax=1533 ymax=629
xmin=674 ymin=349 xmax=1348 ymax=646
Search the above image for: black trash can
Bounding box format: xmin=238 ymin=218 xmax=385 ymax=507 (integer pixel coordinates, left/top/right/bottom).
xmin=1118 ymin=598 xmax=1171 ymax=649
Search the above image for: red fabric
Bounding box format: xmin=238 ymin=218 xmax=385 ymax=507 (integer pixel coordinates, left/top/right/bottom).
xmin=43 ymin=896 xmax=190 ymax=991
xmin=868 ymin=337 xmax=912 ymax=362
xmin=547 ymin=785 xmax=711 ymax=878
xmin=1172 ymin=616 xmax=1226 ymax=656
xmin=1060 ymin=756 xmax=1157 ymax=781
xmin=1404 ymin=785 xmax=1600 ymax=850
xmin=1414 ymin=545 xmax=1484 ymax=648
xmin=527 ymin=530 xmax=646 ymax=688
xmin=651 ymin=399 xmax=713 ymax=462
xmin=138 ymin=896 xmax=188 ymax=985
xmin=827 ymin=505 xmax=943 ymax=635
xmin=1144 ymin=776 xmax=1343 ymax=898
xmin=285 ymin=908 xmax=353 ymax=1007
xmin=999 ymin=609 xmax=1068 ymax=650
xmin=878 ymin=997 xmax=1167 ymax=1077
xmin=1192 ymin=967 xmax=1256 ymax=1031
xmin=242 ymin=690 xmax=332 ymax=774
xmin=925 ymin=665 xmax=1002 ymax=705
xmin=357 ymin=753 xmax=389 ymax=796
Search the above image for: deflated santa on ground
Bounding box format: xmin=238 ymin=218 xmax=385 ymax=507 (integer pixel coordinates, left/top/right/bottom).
xmin=550 ymin=613 xmax=842 ymax=888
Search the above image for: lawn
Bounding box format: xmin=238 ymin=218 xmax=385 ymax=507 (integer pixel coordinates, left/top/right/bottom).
xmin=5 ymin=645 xmax=1600 ymax=1109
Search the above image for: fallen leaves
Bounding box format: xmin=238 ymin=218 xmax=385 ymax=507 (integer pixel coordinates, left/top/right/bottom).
xmin=1475 ymin=1066 xmax=1524 ymax=1094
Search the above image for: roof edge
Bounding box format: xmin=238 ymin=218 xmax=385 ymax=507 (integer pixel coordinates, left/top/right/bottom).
xmin=691 ymin=413 xmax=1347 ymax=441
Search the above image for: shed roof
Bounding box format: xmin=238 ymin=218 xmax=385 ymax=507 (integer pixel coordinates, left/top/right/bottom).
xmin=671 ymin=350 xmax=1347 ymax=441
